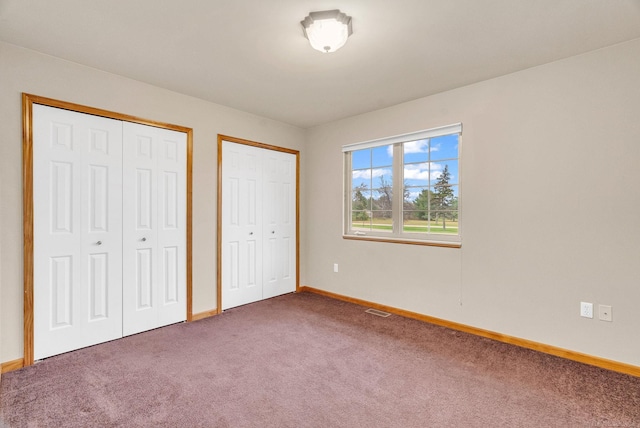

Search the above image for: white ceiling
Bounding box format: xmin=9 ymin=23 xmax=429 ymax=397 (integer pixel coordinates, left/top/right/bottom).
xmin=1 ymin=0 xmax=640 ymax=128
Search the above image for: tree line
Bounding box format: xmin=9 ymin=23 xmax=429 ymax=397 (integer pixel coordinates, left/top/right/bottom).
xmin=353 ymin=165 xmax=458 ymax=228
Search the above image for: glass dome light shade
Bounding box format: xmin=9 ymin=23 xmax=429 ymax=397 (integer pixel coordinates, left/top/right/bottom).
xmin=301 ymin=10 xmax=353 ymax=53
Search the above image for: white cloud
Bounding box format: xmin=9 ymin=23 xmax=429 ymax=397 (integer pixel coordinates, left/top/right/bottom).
xmin=404 ymin=139 xmax=431 ymax=154
xmin=403 ymin=163 xmax=445 ymax=181
xmin=352 ymin=168 xmax=391 ymax=180
xmin=403 ymin=164 xmax=430 ymax=180
xmin=403 ymin=163 xmax=456 ymax=182
xmin=387 ymin=139 xmax=435 ymax=157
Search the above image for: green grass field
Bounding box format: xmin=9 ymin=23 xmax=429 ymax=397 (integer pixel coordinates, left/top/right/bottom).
xmin=352 ymin=218 xmax=458 ymax=234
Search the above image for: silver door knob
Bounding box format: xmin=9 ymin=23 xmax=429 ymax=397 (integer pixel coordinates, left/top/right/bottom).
xmin=96 ymin=241 xmax=102 ymax=245
xmin=271 ymin=231 xmax=275 ymax=234
xmin=249 ymin=232 xmax=253 ymax=235
xmin=141 ymin=237 xmax=147 ymax=242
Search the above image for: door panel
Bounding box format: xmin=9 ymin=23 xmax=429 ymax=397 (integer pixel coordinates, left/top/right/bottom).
xmin=136 ymin=169 xmax=154 ymax=229
xmin=221 ymin=141 xmax=263 ymax=310
xmin=50 ymin=161 xmax=74 ymax=233
xmin=156 ymin=129 xmax=187 ymax=323
xmin=163 ymin=246 xmax=179 ymax=303
xmin=50 ymin=256 xmax=72 ymax=328
xmin=262 ymin=149 xmax=296 ymax=299
xmin=88 ymin=165 xmax=109 ymax=232
xmin=33 ymin=105 xmax=123 ymax=360
xmin=136 ymin=248 xmax=153 ymax=309
xmin=122 ymin=122 xmax=186 ymax=336
xmin=88 ymin=252 xmax=109 ymax=320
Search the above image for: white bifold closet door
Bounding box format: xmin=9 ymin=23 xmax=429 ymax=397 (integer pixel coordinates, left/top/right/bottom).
xmin=33 ymin=105 xmax=123 ymax=360
xmin=33 ymin=105 xmax=186 ymax=360
xmin=122 ymin=122 xmax=187 ymax=336
xmin=221 ymin=141 xmax=296 ymax=310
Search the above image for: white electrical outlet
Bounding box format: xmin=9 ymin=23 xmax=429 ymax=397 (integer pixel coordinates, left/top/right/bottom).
xmin=598 ymin=305 xmax=612 ymax=322
xmin=333 ymin=263 xmax=339 ymax=273
xmin=580 ymin=302 xmax=593 ymax=318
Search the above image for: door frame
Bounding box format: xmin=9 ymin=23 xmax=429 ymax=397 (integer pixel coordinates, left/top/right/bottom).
xmin=22 ymin=93 xmax=194 ymax=366
xmin=216 ymin=135 xmax=300 ymax=312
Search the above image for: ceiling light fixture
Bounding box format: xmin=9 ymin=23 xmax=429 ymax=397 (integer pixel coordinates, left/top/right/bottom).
xmin=301 ymin=9 xmax=352 ymax=53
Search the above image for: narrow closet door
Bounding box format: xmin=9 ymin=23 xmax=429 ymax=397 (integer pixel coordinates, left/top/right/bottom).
xmin=262 ymin=149 xmax=296 ymax=299
xmin=33 ymin=105 xmax=123 ymax=360
xmin=221 ymin=141 xmax=264 ymax=310
xmin=122 ymin=122 xmax=187 ymax=336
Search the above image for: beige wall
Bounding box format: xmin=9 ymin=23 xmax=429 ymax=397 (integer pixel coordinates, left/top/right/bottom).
xmin=303 ymin=39 xmax=640 ymax=366
xmin=0 ymin=42 xmax=305 ymax=363
xmin=3 ymin=38 xmax=640 ymax=369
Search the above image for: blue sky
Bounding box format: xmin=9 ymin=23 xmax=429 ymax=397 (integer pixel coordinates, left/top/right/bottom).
xmin=352 ymin=134 xmax=459 ymax=202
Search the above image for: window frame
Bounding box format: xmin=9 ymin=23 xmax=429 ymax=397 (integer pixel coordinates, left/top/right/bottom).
xmin=343 ymin=123 xmax=462 ymax=248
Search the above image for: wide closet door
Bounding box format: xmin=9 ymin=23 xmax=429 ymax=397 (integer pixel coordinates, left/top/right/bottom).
xmin=33 ymin=105 xmax=186 ymax=360
xmin=221 ymin=141 xmax=296 ymax=310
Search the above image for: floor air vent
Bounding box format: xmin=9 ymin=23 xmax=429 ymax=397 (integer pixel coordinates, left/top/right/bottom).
xmin=365 ymin=308 xmax=391 ymax=318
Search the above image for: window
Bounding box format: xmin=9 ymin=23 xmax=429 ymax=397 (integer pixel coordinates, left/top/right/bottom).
xmin=343 ymin=123 xmax=461 ymax=247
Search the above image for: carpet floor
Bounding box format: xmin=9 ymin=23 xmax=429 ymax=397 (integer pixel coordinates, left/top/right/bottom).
xmin=1 ymin=292 xmax=639 ymax=427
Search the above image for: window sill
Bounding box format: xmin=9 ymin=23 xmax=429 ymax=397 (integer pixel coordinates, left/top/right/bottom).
xmin=343 ymin=234 xmax=461 ymax=248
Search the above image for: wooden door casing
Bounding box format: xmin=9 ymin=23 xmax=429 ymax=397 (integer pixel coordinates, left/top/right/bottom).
xmin=24 ymin=94 xmax=193 ymax=365
xmin=219 ymin=138 xmax=298 ymax=311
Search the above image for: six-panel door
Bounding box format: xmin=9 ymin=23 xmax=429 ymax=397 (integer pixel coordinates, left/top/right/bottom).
xmin=33 ymin=105 xmax=124 ymax=360
xmin=122 ymin=122 xmax=187 ymax=336
xmin=262 ymin=149 xmax=296 ymax=300
xmin=221 ymin=142 xmax=264 ymax=309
